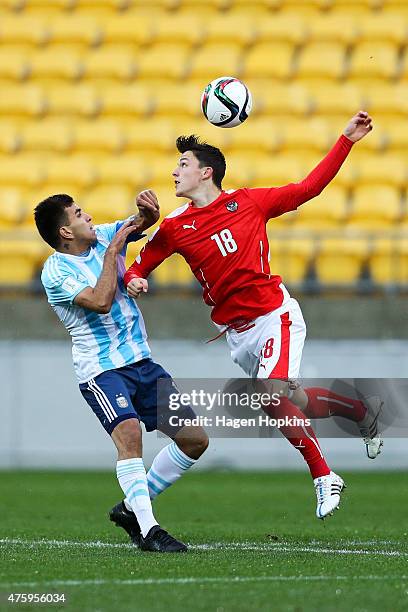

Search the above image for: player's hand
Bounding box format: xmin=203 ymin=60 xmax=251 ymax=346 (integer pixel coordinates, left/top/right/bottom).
xmin=132 ymin=190 xmax=160 ymax=231
xmin=127 ymin=277 xmax=148 ymax=299
xmin=343 ymin=111 xmax=373 ymax=142
xmin=108 ymin=220 xmax=138 ymax=255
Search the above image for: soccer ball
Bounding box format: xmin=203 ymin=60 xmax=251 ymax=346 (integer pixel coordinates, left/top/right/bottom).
xmin=201 ymin=76 xmax=252 ymax=128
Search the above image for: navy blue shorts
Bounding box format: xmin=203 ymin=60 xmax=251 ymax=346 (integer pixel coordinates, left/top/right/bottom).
xmin=79 ymin=359 xmax=195 ymax=436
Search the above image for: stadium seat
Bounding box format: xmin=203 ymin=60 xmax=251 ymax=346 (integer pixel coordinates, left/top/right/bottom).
xmin=252 ymin=156 xmax=304 ymax=187
xmin=137 ymin=44 xmax=190 ymax=80
xmin=359 ymin=13 xmax=408 ymax=44
xmin=149 ymin=154 xmax=180 ymax=186
xmin=303 ymin=154 xmax=355 ymax=188
xmin=308 ymin=83 xmax=364 ymax=116
xmin=46 ymin=156 xmax=97 ymax=189
xmin=0 ymin=156 xmax=44 ymax=187
xmin=273 ymin=0 xmax=330 ymax=11
xmin=382 ymin=0 xmax=408 ymax=14
xmin=151 ymin=84 xmax=201 ymax=118
xmin=306 ymin=13 xmax=359 ymax=44
xmin=177 ymin=0 xmax=230 ymax=11
xmin=0 ymin=48 xmax=30 ymax=80
xmin=30 ymin=47 xmax=84 ymax=80
xmin=205 ymin=14 xmax=258 ymax=46
xmin=0 ymin=0 xmax=26 ymax=10
xmin=172 ymin=118 xmax=230 ymax=151
xmin=23 ymin=0 xmax=75 ymax=12
xmin=102 ymin=13 xmax=153 ymax=46
xmin=369 ymin=237 xmax=408 ymax=285
xmin=74 ymin=120 xmax=125 ymax=153
xmin=249 ymin=82 xmax=311 ymax=117
xmin=22 ymin=119 xmax=74 ymax=152
xmin=385 ymin=124 xmax=408 ymax=153
xmin=81 ymin=185 xmax=132 ymax=225
xmin=98 ymin=85 xmax=152 ymax=117
xmin=151 ymin=254 xmax=194 ymax=288
xmin=84 ymin=46 xmax=139 ymax=81
xmin=0 ymin=122 xmax=20 ymax=153
xmin=364 ymin=83 xmax=408 ymax=117
xmin=152 ymin=14 xmax=206 ymax=47
xmin=222 ymin=154 xmax=255 ymax=188
xmin=125 ymin=120 xmax=175 ymax=153
xmin=48 ymin=16 xmax=103 ymax=48
xmin=243 ymin=43 xmax=294 ymax=80
xmin=152 ymin=186 xmax=187 ymax=218
xmin=0 ymin=15 xmax=49 ymax=46
xmin=348 ymin=42 xmax=399 ymax=80
xmin=0 ymin=188 xmax=24 ymax=226
xmin=291 ymin=185 xmax=349 ymax=229
xmin=354 ymin=155 xmax=407 ymax=188
xmin=315 ymin=237 xmax=369 ymax=285
xmin=296 ymin=42 xmax=346 ymax=80
xmin=74 ymin=0 xmax=134 ymax=12
xmin=268 ymin=238 xmax=315 ymax=285
xmin=96 ymin=156 xmax=146 ymax=188
xmin=279 ymin=118 xmax=332 ymax=154
xmin=47 ymin=84 xmax=100 ymax=117
xmin=227 ymin=118 xmax=280 ymax=153
xmin=0 ymin=236 xmax=45 ymax=286
xmin=254 ymin=14 xmax=307 ymax=45
xmin=330 ymin=0 xmax=383 ymax=11
xmin=189 ymin=44 xmax=243 ymax=81
xmin=230 ymin=0 xmax=281 ymax=9
xmin=0 ymin=85 xmax=46 ymax=116
xmin=347 ymin=185 xmax=401 ymax=230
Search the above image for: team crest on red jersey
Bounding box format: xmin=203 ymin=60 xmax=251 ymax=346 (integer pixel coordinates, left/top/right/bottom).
xmin=226 ymin=201 xmax=238 ymax=212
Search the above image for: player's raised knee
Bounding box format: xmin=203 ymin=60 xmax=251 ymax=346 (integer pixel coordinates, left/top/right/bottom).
xmin=175 ymin=426 xmax=209 ymax=460
xmin=111 ymin=418 xmax=142 ymax=457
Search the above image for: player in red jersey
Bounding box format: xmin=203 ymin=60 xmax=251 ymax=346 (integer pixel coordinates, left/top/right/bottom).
xmin=125 ymin=112 xmax=383 ymax=519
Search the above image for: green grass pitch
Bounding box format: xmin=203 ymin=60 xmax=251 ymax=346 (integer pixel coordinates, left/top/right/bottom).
xmin=1 ymin=470 xmax=407 ymax=611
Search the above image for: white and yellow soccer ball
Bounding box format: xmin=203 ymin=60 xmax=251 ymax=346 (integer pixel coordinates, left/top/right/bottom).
xmin=201 ymin=76 xmax=252 ymax=128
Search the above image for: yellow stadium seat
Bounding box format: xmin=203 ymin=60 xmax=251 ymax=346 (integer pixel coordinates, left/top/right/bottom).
xmin=249 ymin=82 xmax=311 ymax=117
xmin=23 ymin=0 xmax=75 ymax=11
xmin=0 ymin=15 xmax=49 ymax=46
xmin=152 ymin=186 xmax=187 ymax=218
xmin=279 ymin=118 xmax=332 ymax=154
xmin=152 ymin=14 xmax=205 ymax=47
xmin=330 ymin=0 xmax=383 ymax=11
xmin=0 ymin=188 xmax=24 ymax=226
xmin=102 ymin=14 xmax=154 ymax=46
xmin=0 ymin=236 xmax=45 ymax=286
xmin=74 ymin=120 xmax=125 ymax=153
xmin=306 ymin=13 xmax=359 ymax=44
xmin=30 ymin=47 xmax=84 ymax=81
xmin=268 ymin=238 xmax=315 ymax=285
xmin=0 ymin=122 xmax=20 ymax=153
xmin=354 ymin=155 xmax=407 ymax=188
xmin=385 ymin=124 xmax=408 ymax=153
xmin=96 ymin=156 xmax=145 ymax=188
xmin=296 ymin=42 xmax=346 ymax=80
xmin=0 ymin=49 xmax=30 ymax=80
xmin=348 ymin=43 xmax=399 ymax=80
xmin=227 ymin=118 xmax=280 ymax=153
xmin=254 ymin=14 xmax=307 ymax=45
xmin=189 ymin=44 xmax=243 ymax=81
xmin=98 ymin=85 xmax=152 ymax=117
xmin=382 ymin=0 xmax=408 ymax=14
xmin=275 ymin=0 xmax=330 ymax=11
xmin=315 ymin=237 xmax=369 ymax=285
xmin=125 ymin=120 xmax=175 ymax=153
xmin=47 ymin=84 xmax=100 ymax=117
xmin=137 ymin=44 xmax=189 ymax=80
xmin=126 ymin=0 xmax=177 ymax=8
xmin=151 ymin=254 xmax=194 ymax=288
xmin=48 ymin=16 xmax=103 ymax=48
xmin=230 ymin=0 xmax=281 ymax=9
xmin=81 ymin=185 xmax=132 ymax=225
xmin=172 ymin=118 xmax=229 ymax=151
xmin=308 ymin=82 xmax=364 ymax=116
xmin=243 ymin=43 xmax=294 ymax=80
xmin=0 ymin=156 xmax=44 ymax=186
xmin=222 ymin=154 xmax=254 ymax=188
xmin=365 ymin=83 xmax=408 ymax=116
xmin=0 ymin=0 xmax=26 ymax=10
xmin=22 ymin=119 xmax=73 ymax=152
xmin=252 ymin=156 xmax=304 ymax=187
xmin=151 ymin=84 xmax=201 ymax=118
xmin=369 ymin=237 xmax=408 ymax=285
xmin=205 ymin=14 xmax=257 ymax=46
xmin=359 ymin=13 xmax=408 ymax=45
xmin=46 ymin=156 xmax=97 ymax=189
xmin=0 ymin=85 xmax=45 ymax=116
xmin=291 ymin=185 xmax=348 ymax=229
xmin=177 ymin=0 xmax=230 ymax=10
xmin=303 ymin=153 xmax=356 ymax=188
xmin=84 ymin=46 xmax=139 ymax=81
xmin=149 ymin=155 xmax=179 ymax=186
xmin=347 ymin=185 xmax=401 ymax=230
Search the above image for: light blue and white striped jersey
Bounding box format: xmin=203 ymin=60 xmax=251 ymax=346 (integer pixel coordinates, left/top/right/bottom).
xmin=41 ymin=220 xmax=151 ymax=383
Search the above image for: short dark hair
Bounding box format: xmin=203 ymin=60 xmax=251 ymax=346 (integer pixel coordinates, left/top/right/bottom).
xmin=176 ymin=134 xmax=226 ymax=190
xmin=34 ymin=193 xmax=74 ymax=249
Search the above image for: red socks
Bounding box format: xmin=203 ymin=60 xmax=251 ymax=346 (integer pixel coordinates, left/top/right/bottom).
xmin=264 ymin=396 xmax=330 ymax=479
xmin=304 ymin=387 xmax=366 ymax=422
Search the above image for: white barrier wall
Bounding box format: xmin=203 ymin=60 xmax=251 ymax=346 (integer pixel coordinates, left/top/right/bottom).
xmin=0 ymin=340 xmax=407 ymax=470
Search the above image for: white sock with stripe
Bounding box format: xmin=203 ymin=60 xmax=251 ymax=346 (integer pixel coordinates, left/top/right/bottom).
xmin=116 ymin=458 xmax=158 ymax=537
xmin=124 ymin=443 xmax=196 ymax=508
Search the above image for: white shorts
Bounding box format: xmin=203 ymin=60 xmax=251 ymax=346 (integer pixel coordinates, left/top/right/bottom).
xmin=224 ymin=286 xmax=306 ymax=379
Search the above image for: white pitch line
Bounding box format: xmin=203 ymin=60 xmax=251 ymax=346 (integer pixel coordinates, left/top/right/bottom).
xmin=1 ymin=575 xmax=407 ymax=589
xmin=1 ymin=538 xmax=408 ymax=558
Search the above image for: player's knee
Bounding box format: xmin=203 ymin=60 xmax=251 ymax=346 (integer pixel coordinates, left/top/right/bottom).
xmin=111 ymin=418 xmax=142 ymax=457
xmin=175 ymin=427 xmax=209 ymax=460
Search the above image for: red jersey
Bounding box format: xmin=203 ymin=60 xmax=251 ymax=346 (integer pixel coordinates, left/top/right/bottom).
xmin=125 ymin=135 xmax=354 ymax=325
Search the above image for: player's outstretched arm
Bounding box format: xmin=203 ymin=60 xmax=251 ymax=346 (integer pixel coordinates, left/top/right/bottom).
xmin=343 ymin=111 xmax=373 ymax=142
xmin=74 ymin=221 xmax=138 ymax=313
xmin=124 ymin=220 xmax=174 ymax=289
xmin=130 ymin=189 xmax=160 ymax=232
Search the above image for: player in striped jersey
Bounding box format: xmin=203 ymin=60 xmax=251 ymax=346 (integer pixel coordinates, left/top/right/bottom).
xmin=35 ymin=192 xmax=208 ymax=552
xmin=125 ymin=112 xmax=383 ymax=520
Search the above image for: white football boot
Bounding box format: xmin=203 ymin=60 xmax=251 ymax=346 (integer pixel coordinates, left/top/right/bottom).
xmin=314 ymin=471 xmax=345 ymax=520
xmin=357 ymin=396 xmax=384 ymax=459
